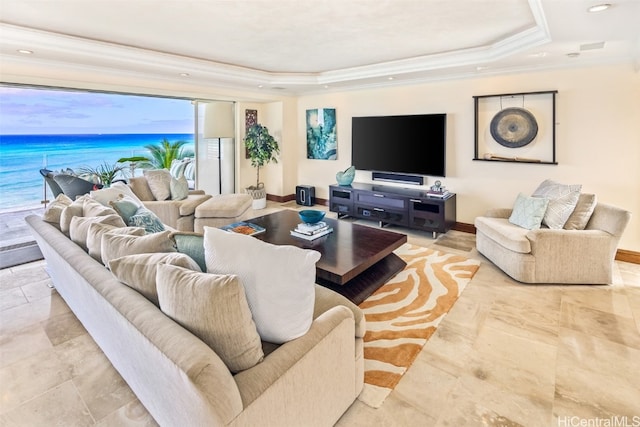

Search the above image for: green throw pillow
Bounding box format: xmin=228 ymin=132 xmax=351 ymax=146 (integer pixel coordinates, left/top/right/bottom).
xmin=508 ymin=192 xmax=549 ymax=230
xmin=110 ymin=195 xmax=142 ymax=223
xmin=173 ymin=232 xmax=206 ymax=271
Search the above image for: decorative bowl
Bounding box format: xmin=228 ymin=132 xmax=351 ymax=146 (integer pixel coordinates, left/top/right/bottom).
xmin=298 ymin=209 xmax=326 ymax=224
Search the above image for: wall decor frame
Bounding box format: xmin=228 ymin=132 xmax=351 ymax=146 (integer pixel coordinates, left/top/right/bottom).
xmin=306 ymin=108 xmax=337 ymax=160
xmin=244 ymin=109 xmax=257 ymax=159
xmin=473 ymin=90 xmax=558 ymax=165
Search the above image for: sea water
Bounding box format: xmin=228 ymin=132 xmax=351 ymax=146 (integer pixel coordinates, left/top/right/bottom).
xmin=0 ymin=133 xmax=194 ymax=211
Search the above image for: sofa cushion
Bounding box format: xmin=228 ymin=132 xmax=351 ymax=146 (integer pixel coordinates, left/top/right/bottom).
xmin=170 ymin=175 xmax=189 ymax=201
xmin=564 ymin=193 xmax=597 ymax=230
xmin=204 ymin=226 xmax=320 ymax=344
xmin=156 ymin=264 xmax=264 ymax=373
xmin=128 ymin=206 xmax=165 ymax=233
xmin=60 ymin=195 xmax=88 ymax=235
xmin=172 ymin=232 xmax=206 ymax=271
xmin=101 ymin=230 xmax=176 ymax=266
xmin=532 ymin=179 xmax=581 ymax=229
xmin=144 ymin=169 xmax=172 ymax=201
xmin=475 ymin=216 xmax=532 ymax=254
xmin=90 ymin=182 xmax=143 ymax=206
xmin=42 ymin=193 xmax=73 ymax=228
xmin=109 ymin=252 xmax=201 ymax=306
xmin=86 ymin=223 xmax=145 ymax=262
xmin=83 ymin=197 xmax=119 ymax=217
xmin=70 ymin=214 xmax=126 ymax=252
xmin=508 ymin=192 xmax=549 ymax=230
xmin=128 ymin=176 xmax=156 ymax=202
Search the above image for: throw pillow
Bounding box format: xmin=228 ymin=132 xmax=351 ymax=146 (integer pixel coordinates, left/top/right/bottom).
xmin=109 ymin=252 xmax=201 ymax=306
xmin=69 ymin=214 xmax=126 ymax=252
xmin=109 ymin=194 xmax=142 ymax=223
xmin=172 ymin=232 xmax=206 ymax=271
xmin=90 ymin=182 xmax=143 ymax=206
xmin=203 ymin=226 xmax=321 ymax=344
xmin=156 ymin=264 xmax=264 ymax=373
xmin=128 ymin=177 xmax=156 ymax=202
xmin=564 ymin=193 xmax=597 ymax=230
xmin=42 ymin=193 xmax=73 ymax=228
xmin=60 ymin=195 xmax=89 ymax=235
xmin=86 ymin=223 xmax=145 ymax=262
xmin=170 ymin=175 xmax=189 ymax=201
xmin=144 ymin=169 xmax=172 ymax=201
xmin=169 ymin=158 xmax=188 ymax=179
xmin=532 ymin=179 xmax=582 ymax=229
xmin=83 ymin=196 xmax=119 ymax=217
xmin=509 ymin=192 xmax=549 ymax=230
xmin=101 ymin=230 xmax=176 ymax=266
xmin=128 ymin=206 xmax=165 ymax=233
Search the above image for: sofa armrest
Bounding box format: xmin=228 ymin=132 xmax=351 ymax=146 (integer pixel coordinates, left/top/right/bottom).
xmin=527 ymin=229 xmax=617 ymax=282
xmin=189 ymin=189 xmax=206 ymax=195
xmin=314 ymin=284 xmax=365 ymax=338
xmin=484 ymin=208 xmax=512 ymax=219
xmin=233 ymin=305 xmax=355 ymax=408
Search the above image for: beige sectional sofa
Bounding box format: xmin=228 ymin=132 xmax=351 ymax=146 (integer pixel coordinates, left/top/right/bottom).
xmin=26 ymin=210 xmax=364 ymax=425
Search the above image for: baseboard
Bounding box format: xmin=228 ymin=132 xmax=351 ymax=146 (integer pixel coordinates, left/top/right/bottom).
xmin=452 ymin=222 xmax=476 ymax=234
xmin=267 ymin=193 xmax=296 ymax=203
xmin=616 ymin=249 xmax=640 ymax=264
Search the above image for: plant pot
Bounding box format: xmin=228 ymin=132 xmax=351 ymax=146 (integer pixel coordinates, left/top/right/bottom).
xmin=245 ymin=184 xmax=267 ymax=210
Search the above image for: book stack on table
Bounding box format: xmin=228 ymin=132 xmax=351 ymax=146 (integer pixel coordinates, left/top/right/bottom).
xmin=290 ymin=221 xmax=333 ymax=240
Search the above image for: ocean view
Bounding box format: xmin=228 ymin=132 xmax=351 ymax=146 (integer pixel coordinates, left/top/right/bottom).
xmin=0 ymin=133 xmax=194 ymax=211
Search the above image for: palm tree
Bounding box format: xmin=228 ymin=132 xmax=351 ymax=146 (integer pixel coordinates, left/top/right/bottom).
xmin=144 ymin=139 xmax=193 ymax=169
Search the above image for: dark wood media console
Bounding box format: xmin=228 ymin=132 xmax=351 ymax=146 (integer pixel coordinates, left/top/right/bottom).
xmin=329 ymin=182 xmax=457 ymax=237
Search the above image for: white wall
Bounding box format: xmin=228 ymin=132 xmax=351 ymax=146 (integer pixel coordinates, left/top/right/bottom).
xmin=296 ymin=64 xmax=640 ymax=251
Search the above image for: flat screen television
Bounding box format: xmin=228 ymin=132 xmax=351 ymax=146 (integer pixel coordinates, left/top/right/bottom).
xmin=351 ymin=113 xmax=446 ymax=177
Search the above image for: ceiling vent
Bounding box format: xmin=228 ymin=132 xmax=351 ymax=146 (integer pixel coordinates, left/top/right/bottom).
xmin=580 ymin=41 xmax=605 ymax=51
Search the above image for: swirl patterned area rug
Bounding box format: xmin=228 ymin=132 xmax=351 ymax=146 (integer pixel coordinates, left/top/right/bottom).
xmin=357 ymin=243 xmax=481 ymax=408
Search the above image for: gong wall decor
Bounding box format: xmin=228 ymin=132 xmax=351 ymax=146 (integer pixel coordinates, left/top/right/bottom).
xmin=473 ymin=90 xmax=557 ymax=164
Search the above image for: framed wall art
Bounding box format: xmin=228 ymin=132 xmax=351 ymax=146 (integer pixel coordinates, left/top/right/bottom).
xmin=245 ymin=109 xmax=257 ymax=159
xmin=473 ymin=90 xmax=558 ymax=164
xmin=306 ymin=108 xmax=337 ymax=160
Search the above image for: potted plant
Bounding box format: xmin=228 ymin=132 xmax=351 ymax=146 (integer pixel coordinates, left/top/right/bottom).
xmin=77 ymin=161 xmax=127 ymax=187
xmin=243 ymin=124 xmax=280 ymax=209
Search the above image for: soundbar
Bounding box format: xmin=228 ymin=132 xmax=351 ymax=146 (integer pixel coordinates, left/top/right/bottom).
xmin=372 ymin=172 xmax=424 ymax=186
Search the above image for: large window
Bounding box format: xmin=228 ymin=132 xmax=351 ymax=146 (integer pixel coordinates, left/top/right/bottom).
xmin=0 ymin=84 xmax=195 ymax=266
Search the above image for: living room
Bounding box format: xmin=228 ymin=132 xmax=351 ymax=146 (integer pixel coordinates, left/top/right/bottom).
xmin=1 ymin=1 xmax=639 ymax=426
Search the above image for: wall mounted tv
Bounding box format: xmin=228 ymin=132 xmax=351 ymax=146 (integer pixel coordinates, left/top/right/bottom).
xmin=351 ymin=113 xmax=447 ymax=178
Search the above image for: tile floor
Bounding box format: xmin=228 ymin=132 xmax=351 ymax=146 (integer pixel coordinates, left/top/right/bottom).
xmin=1 ymin=203 xmax=639 ymax=426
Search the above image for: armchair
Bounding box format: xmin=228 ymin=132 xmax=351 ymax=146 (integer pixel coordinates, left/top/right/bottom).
xmin=475 ymin=201 xmax=631 ymax=284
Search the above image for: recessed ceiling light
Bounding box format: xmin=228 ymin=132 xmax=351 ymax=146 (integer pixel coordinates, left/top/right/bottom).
xmin=567 ymin=52 xmax=581 ymax=58
xmin=476 ymin=66 xmax=489 ymax=71
xmin=17 ymin=49 xmax=33 ymax=54
xmin=179 ymin=73 xmax=190 ymax=77
xmin=257 ymin=85 xmax=264 ymax=89
xmin=387 ymin=77 xmax=394 ymax=80
xmin=529 ymin=52 xmax=548 ymax=58
xmin=588 ymin=3 xmax=611 ymax=12
xmin=323 ymin=85 xmax=330 ymax=89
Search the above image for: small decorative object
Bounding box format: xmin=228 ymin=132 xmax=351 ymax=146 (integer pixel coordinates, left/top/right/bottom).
xmin=490 ymin=107 xmax=538 ymax=148
xmin=336 ymin=165 xmax=355 ymax=186
xmin=298 ymin=209 xmax=325 ymax=224
xmin=243 ymin=123 xmax=279 ymax=209
xmin=220 ymin=221 xmax=265 ymax=236
xmin=430 ymin=180 xmax=443 ymax=192
xmin=306 ymin=108 xmax=337 ymax=160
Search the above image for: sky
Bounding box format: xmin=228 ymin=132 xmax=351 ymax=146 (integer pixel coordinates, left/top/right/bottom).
xmin=0 ymin=86 xmax=194 ymax=135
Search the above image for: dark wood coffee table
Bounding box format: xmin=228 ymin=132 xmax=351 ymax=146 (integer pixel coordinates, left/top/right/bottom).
xmin=248 ymin=209 xmax=407 ymax=304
